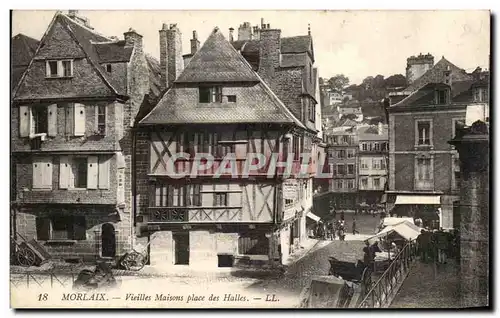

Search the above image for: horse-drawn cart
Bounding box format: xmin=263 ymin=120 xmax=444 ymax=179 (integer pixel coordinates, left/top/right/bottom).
xmin=12 ymin=233 xmax=51 ymax=267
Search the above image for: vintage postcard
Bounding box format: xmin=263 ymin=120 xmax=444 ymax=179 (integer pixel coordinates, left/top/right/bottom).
xmin=10 ymin=10 xmax=490 ymax=309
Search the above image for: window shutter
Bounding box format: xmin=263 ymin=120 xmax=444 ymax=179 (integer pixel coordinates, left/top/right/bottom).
xmin=74 ymin=103 xmax=86 ymax=136
xmin=32 ymin=159 xmax=43 ymax=189
xmin=36 ymin=217 xmax=51 ymax=241
xmin=42 ymin=159 xmax=53 ymax=189
xmin=73 ymin=216 xmax=87 ymax=240
xmin=59 ymin=156 xmax=70 ymax=189
xmin=87 ymin=156 xmax=98 ymax=189
xmin=65 ymin=103 xmax=74 ymax=136
xmin=19 ymin=106 xmax=30 ymax=137
xmin=57 ymin=61 xmax=64 ymax=77
xmin=45 ymin=61 xmax=50 ymax=78
xmin=47 ymin=104 xmax=58 ymax=137
xmin=98 ymin=156 xmax=110 ymax=189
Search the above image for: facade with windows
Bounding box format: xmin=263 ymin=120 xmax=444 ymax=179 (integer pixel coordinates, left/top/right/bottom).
xmin=326 ymin=128 xmax=358 ymax=212
xmin=135 ymin=22 xmax=322 ymax=269
xmin=387 ymin=67 xmax=488 ymax=229
xmin=357 ymin=123 xmax=388 ymax=213
xmin=11 ymin=11 xmax=159 ymax=262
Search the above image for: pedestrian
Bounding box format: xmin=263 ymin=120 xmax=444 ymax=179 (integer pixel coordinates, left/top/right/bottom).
xmin=322 ymin=222 xmax=328 ymax=240
xmin=435 ymin=228 xmax=448 ymax=264
xmin=363 ymin=241 xmax=371 ymax=267
xmin=417 ymin=229 xmax=428 ymax=262
xmin=352 ymin=218 xmax=359 ymax=235
xmin=329 ymin=221 xmax=336 ymax=240
xmin=340 ymin=211 xmax=345 ymax=221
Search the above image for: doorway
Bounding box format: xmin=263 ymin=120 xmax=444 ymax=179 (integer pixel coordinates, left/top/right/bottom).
xmin=101 ymin=223 xmax=116 ymax=258
xmin=173 ymin=232 xmax=190 ymax=265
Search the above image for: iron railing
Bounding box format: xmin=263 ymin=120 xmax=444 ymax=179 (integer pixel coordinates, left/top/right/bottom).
xmin=357 ymin=240 xmax=418 ymax=308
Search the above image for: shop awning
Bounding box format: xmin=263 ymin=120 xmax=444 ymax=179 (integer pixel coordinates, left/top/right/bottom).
xmin=395 ymin=195 xmax=440 ymax=205
xmin=383 ymin=217 xmax=415 ymax=227
xmin=307 ymin=212 xmax=321 ymax=222
xmin=368 ymin=220 xmax=422 ymax=242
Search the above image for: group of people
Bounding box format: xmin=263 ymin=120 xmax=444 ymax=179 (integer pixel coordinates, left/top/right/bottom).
xmin=416 ymin=228 xmax=460 ymax=264
xmin=314 ymin=213 xmax=360 ymax=241
xmin=314 ymin=219 xmax=346 ymax=241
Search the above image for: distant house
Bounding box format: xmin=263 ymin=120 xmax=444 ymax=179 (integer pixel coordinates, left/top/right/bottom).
xmin=357 ymin=123 xmax=389 ymax=213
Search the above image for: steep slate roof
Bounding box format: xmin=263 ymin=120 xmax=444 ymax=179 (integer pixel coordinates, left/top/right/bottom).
xmin=140 ymin=28 xmax=304 ymax=128
xmin=392 ymin=80 xmax=475 ymax=109
xmin=402 ymin=57 xmax=472 ymax=95
xmin=57 ymin=14 xmax=126 ymax=96
xmin=11 ymin=34 xmax=39 ymax=88
xmin=12 ymin=34 xmax=39 ymax=67
xmin=357 ymin=125 xmax=388 ymax=141
xmin=176 ymin=28 xmax=260 ymax=83
xmin=93 ymin=40 xmax=133 ymax=63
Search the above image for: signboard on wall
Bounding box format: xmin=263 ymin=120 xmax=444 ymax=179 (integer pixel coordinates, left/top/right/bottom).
xmin=283 ymin=179 xmax=299 ymax=200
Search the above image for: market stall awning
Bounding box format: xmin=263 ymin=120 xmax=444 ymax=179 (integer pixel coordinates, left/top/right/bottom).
xmin=383 ymin=217 xmax=414 ymax=227
xmin=368 ymin=221 xmax=421 ymax=242
xmin=307 ymin=212 xmax=321 ymax=222
xmin=395 ymin=195 xmax=440 ymax=205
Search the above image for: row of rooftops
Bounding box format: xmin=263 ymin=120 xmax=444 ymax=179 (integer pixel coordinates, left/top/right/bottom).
xmin=12 ymin=11 xmax=320 ymax=131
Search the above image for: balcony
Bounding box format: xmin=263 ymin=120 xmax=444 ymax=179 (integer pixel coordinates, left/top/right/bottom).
xmin=147 ymin=207 xmax=248 ymax=223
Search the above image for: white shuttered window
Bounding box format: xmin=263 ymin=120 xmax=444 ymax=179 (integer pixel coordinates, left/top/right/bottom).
xmin=33 ymin=157 xmax=53 ymax=189
xmin=74 ymin=103 xmax=86 ymax=136
xmin=59 ymin=155 xmax=110 ymax=190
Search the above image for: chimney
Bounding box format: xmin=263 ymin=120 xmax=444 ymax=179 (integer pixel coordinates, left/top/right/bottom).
xmin=159 ymin=23 xmax=168 ymax=91
xmin=308 ymin=24 xmax=311 ymax=36
xmin=444 ymin=65 xmax=452 ymax=86
xmin=190 ymin=30 xmax=200 ymax=55
xmin=229 ymin=28 xmax=234 ymax=43
xmin=377 ymin=122 xmax=384 ymax=135
xmin=67 ymin=10 xmax=93 ymax=29
xmin=124 ymin=28 xmax=143 ymax=53
xmin=258 ymin=24 xmax=281 ymax=85
xmin=238 ymin=22 xmax=252 ymax=41
xmin=261 ymin=18 xmax=265 ymax=28
xmin=160 ymin=23 xmax=184 ymax=89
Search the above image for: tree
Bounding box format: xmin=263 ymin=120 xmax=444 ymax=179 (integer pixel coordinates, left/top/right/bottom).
xmin=327 ymin=74 xmax=350 ymax=92
xmin=385 ymin=74 xmax=407 ymax=88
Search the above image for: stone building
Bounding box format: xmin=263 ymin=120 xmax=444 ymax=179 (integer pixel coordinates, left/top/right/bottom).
xmin=386 ymin=60 xmax=488 ymax=229
xmin=11 ymin=11 xmax=160 ymax=263
xmin=449 ymin=113 xmax=489 ymax=308
xmin=134 ymin=20 xmax=323 ymax=269
xmin=405 ymin=53 xmax=434 ymax=84
xmin=357 ymin=123 xmax=388 ymax=214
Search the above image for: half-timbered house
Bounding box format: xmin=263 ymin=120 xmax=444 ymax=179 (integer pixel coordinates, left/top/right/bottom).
xmin=135 ymin=21 xmax=323 ymax=269
xmin=11 ymin=10 xmax=160 ymax=263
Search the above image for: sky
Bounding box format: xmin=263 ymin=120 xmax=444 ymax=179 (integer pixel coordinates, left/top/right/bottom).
xmin=11 ymin=10 xmax=490 ymax=85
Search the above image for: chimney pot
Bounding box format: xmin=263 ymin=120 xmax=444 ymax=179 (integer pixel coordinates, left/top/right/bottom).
xmin=190 ymin=29 xmax=200 ymax=55
xmin=267 ymin=23 xmax=270 ymax=28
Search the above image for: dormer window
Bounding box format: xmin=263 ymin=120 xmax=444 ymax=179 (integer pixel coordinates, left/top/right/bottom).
xmin=436 ymin=89 xmax=448 ymax=105
xmin=45 ymin=60 xmax=73 ymax=78
xmin=199 ymin=86 xmax=222 ymax=103
xmin=473 ymin=87 xmax=489 ymax=102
